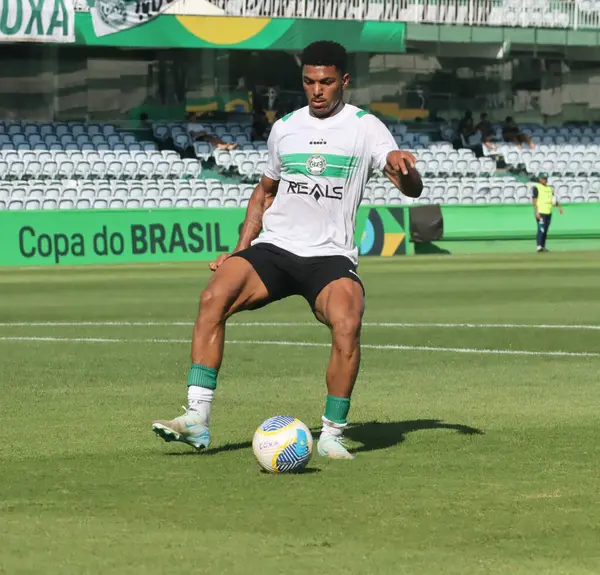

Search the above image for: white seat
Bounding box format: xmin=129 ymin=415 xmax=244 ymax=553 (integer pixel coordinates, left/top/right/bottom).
xmin=153 ymin=161 xmax=170 ymax=179
xmin=42 ymin=199 xmax=57 ymax=210
xmin=183 ymin=159 xmax=202 ymax=179
xmin=214 ymin=150 xmax=232 ymax=171
xmin=9 ymin=199 xmax=24 ymax=210
xmin=207 ymin=197 xmax=222 ymax=208
xmin=137 ymin=161 xmax=154 ymax=179
xmin=106 ymin=161 xmax=124 ymax=179
xmin=91 ymin=198 xmax=107 ymax=209
xmin=25 ymin=199 xmax=41 ymax=210
xmin=58 ymin=199 xmax=74 ymax=210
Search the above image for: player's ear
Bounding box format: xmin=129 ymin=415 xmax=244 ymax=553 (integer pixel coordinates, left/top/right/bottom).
xmin=341 ymin=72 xmax=350 ymax=90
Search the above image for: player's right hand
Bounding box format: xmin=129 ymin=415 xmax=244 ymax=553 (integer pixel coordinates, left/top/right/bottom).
xmin=535 ymin=212 xmax=541 ymax=221
xmin=209 ymin=254 xmax=230 ymax=271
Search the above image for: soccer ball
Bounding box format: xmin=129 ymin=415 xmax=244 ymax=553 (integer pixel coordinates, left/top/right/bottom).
xmin=252 ymin=416 xmax=313 ymax=473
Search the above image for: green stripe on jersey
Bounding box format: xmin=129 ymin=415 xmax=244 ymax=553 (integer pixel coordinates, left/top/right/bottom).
xmin=282 ymin=164 xmax=353 ymax=178
xmin=280 ymin=153 xmax=360 ymax=178
xmin=281 ymin=153 xmax=359 ymax=167
xmin=356 ymin=109 xmax=368 ymax=118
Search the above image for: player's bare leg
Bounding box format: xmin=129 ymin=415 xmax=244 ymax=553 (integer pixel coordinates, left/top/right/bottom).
xmin=313 ymin=278 xmax=364 ymax=459
xmin=191 ymin=257 xmax=268 ymax=369
xmin=152 ymin=257 xmax=269 ymax=450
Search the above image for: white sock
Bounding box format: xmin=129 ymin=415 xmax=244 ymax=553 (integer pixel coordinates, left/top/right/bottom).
xmin=187 ymin=386 xmax=214 ymax=425
xmin=321 ymin=416 xmax=347 ymax=438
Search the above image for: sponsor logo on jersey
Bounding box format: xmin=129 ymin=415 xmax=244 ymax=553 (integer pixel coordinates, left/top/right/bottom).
xmin=286 ymin=181 xmax=343 ymax=201
xmin=305 ymin=154 xmax=327 ymax=176
xmin=309 ymin=139 xmax=327 ymax=145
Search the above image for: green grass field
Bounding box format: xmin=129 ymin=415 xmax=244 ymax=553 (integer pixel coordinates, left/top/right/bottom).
xmin=1 ymin=253 xmax=600 ymax=574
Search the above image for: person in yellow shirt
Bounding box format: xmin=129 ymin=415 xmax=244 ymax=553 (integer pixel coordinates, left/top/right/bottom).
xmin=532 ymin=173 xmax=563 ymax=252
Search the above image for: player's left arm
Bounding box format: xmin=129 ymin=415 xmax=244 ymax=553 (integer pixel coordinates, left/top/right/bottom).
xmin=383 ymin=151 xmax=423 ymax=198
xmin=366 ymin=115 xmax=423 ymax=198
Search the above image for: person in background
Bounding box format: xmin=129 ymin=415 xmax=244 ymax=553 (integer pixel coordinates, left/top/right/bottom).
xmin=466 ymin=128 xmax=497 ymax=158
xmin=476 ymin=112 xmax=494 ymax=140
xmin=532 ymin=172 xmax=563 ymax=252
xmin=251 ymin=109 xmax=270 ymax=141
xmin=503 ymin=116 xmax=535 ymax=149
xmin=457 ymin=110 xmax=474 ymax=142
xmin=186 ymin=112 xmax=237 ymax=150
xmin=139 ymin=112 xmax=152 ymax=131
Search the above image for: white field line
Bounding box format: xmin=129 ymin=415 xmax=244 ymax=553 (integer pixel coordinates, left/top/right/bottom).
xmin=1 ymin=321 xmax=600 ymax=330
xmin=0 ymin=336 xmax=598 ymax=358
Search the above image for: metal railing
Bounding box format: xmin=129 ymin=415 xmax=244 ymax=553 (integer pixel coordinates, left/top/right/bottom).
xmin=209 ymin=0 xmax=600 ymax=29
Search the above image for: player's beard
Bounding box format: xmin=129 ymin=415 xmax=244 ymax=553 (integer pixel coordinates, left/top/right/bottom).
xmin=310 ymin=97 xmax=344 ymax=119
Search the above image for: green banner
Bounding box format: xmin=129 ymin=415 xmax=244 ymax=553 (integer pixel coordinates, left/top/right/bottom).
xmin=410 ymin=202 xmax=600 ymax=255
xmin=1 ymin=209 xmax=243 ymax=266
xmin=0 ymin=0 xmax=75 ymax=43
xmin=74 ymin=14 xmax=406 ymax=52
xmin=0 ymin=206 xmax=407 ymax=267
xmin=435 ymin=203 xmax=600 ymax=240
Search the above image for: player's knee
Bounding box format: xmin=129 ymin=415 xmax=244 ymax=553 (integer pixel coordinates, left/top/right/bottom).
xmin=198 ymin=287 xmax=228 ymax=322
xmin=331 ymin=314 xmax=362 ymax=342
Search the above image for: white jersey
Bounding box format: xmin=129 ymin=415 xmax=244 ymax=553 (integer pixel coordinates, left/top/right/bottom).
xmin=254 ymin=104 xmax=398 ymax=265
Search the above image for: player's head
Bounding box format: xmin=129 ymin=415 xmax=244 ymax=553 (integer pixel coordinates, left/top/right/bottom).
xmin=300 ymin=41 xmax=349 ymax=118
xmin=539 ymin=172 xmax=548 ymax=184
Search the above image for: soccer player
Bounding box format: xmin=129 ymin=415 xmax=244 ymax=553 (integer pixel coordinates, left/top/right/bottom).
xmin=152 ymin=41 xmax=423 ymax=460
xmin=533 ymin=172 xmax=563 ymax=252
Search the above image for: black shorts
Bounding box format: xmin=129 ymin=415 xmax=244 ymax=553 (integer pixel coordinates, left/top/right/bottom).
xmin=231 ymin=242 xmax=364 ymax=310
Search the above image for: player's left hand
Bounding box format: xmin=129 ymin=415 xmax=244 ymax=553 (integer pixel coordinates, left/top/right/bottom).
xmin=386 ymin=150 xmax=417 ymax=176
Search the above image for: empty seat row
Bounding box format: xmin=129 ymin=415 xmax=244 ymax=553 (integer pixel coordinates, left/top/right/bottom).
xmin=0 ymin=196 xmax=247 ymax=211
xmin=0 ymin=157 xmax=202 ymax=180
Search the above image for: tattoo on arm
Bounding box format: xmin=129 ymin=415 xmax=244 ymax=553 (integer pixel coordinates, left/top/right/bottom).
xmin=234 ymin=178 xmax=277 ymax=252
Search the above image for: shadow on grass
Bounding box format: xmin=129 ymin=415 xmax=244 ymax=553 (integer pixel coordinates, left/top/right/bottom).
xmin=165 ymin=419 xmax=483 ymax=456
xmin=344 ymin=419 xmax=484 ymax=453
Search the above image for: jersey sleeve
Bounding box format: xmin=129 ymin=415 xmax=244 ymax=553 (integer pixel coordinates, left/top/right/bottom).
xmin=263 ymin=121 xmax=282 ymax=181
xmin=364 ymin=114 xmax=399 ymax=171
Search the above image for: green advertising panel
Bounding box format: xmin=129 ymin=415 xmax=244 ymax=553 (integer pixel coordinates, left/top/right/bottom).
xmin=74 ymin=14 xmax=406 ymax=52
xmin=438 ymin=203 xmax=600 ymax=240
xmin=409 ymin=202 xmax=600 ymax=255
xmin=0 ymin=208 xmax=244 ymax=266
xmin=0 ymin=206 xmax=408 ymax=267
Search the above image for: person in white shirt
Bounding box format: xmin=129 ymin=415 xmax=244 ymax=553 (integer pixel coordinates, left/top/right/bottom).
xmin=186 ymin=112 xmax=237 ymax=150
xmin=153 ymin=41 xmax=422 ymax=460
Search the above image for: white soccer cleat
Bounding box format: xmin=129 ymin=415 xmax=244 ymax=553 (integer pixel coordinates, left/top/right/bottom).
xmin=317 ymin=433 xmax=355 ymax=460
xmin=152 ymin=407 xmax=210 ymax=451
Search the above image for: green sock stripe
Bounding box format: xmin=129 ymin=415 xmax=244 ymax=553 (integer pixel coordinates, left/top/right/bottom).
xmin=187 ymin=364 xmax=218 ymax=390
xmin=324 ymin=395 xmax=351 ymax=424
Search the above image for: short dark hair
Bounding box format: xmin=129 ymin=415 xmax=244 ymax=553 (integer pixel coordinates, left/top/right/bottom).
xmin=301 ymin=41 xmax=348 ymax=72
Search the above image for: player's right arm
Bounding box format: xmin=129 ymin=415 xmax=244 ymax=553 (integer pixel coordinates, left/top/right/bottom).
xmin=209 ymin=176 xmax=279 ymax=271
xmin=209 ymin=121 xmax=282 ymax=271
xmin=235 ymin=176 xmax=278 ymax=251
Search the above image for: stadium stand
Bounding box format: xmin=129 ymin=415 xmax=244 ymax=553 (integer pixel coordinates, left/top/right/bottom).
xmin=209 ymin=0 xmax=600 ymax=29
xmin=1 ymin=118 xmax=600 ymax=210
